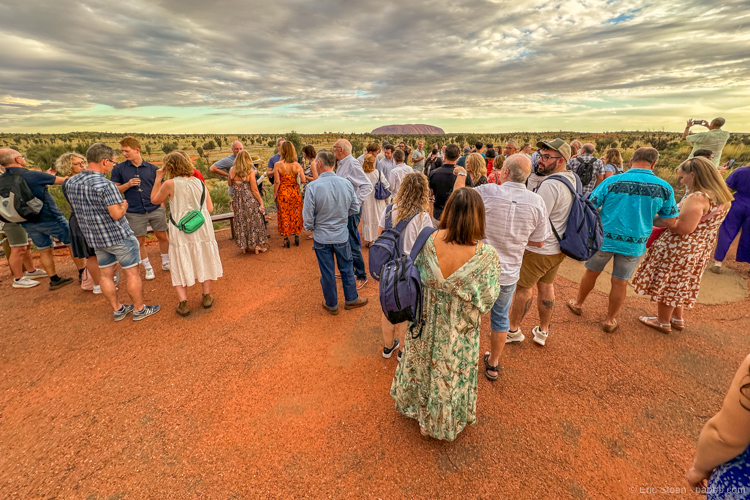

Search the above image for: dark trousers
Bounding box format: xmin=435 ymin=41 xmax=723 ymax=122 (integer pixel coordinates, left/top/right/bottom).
xmin=347 ymin=211 xmax=366 ymax=280
xmin=313 ymin=240 xmax=358 ymax=309
xmin=714 ymin=202 xmax=750 ymax=263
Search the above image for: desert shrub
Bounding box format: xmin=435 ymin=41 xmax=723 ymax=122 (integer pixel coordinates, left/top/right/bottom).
xmin=207 ymin=179 xmax=231 ymax=215
xmin=26 ymin=144 xmax=71 ymax=171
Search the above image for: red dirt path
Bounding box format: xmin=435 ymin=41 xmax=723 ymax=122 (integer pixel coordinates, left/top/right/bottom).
xmin=1 ymin=218 xmax=748 ymax=499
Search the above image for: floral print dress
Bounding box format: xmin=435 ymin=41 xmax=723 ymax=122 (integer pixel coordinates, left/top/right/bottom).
xmin=631 ymin=192 xmax=728 ymax=308
xmin=276 ymin=172 xmax=304 ymax=237
xmin=391 ymin=235 xmax=502 ymax=441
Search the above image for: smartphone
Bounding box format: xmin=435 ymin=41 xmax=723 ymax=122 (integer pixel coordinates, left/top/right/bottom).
xmin=726 ymin=158 xmax=736 ymax=169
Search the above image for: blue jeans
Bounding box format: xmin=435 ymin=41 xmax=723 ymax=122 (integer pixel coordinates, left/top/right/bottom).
xmin=490 ymin=283 xmax=517 ymax=332
xmin=313 ymin=240 xmax=358 ymax=309
xmin=347 ymin=211 xmax=366 ymax=280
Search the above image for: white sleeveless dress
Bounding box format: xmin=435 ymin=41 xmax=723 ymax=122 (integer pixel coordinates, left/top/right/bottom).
xmin=168 ymin=176 xmax=223 ymax=287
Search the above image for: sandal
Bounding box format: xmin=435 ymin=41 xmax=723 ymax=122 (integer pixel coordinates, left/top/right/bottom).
xmin=566 ymin=299 xmax=583 ymax=316
xmin=294 ymin=235 xmax=299 ymax=246
xmin=639 ymin=316 xmax=671 ymax=334
xmin=602 ymin=319 xmax=618 ymax=333
xmin=419 ymin=425 xmax=430 ymax=440
xmin=483 ymin=352 xmax=499 ymax=381
xmin=671 ymin=318 xmax=685 ymax=331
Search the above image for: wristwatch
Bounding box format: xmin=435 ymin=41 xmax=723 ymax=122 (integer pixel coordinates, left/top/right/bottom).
xmin=457 ymin=172 xmax=467 ymax=177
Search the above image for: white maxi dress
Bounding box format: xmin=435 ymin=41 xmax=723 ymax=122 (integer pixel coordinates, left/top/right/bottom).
xmin=361 ymin=169 xmax=390 ymax=242
xmin=168 ymin=176 xmax=224 ymax=287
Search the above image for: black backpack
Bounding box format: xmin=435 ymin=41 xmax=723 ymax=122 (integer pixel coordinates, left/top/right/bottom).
xmin=0 ymin=169 xmax=44 ymax=223
xmin=575 ymin=157 xmax=595 ymax=187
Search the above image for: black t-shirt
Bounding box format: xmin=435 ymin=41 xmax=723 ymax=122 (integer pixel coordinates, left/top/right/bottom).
xmin=428 ymin=164 xmax=472 ymax=219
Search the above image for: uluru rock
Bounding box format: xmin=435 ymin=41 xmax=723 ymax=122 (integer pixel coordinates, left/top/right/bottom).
xmin=371 ymin=124 xmax=445 ymax=135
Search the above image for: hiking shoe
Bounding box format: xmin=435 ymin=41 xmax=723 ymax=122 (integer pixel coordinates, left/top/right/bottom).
xmin=13 ymin=276 xmax=40 ymax=289
xmin=133 ymin=304 xmax=161 ymax=321
xmin=49 ymin=277 xmax=73 ymax=290
xmin=162 ymin=262 xmax=171 ymax=271
xmin=344 ymin=297 xmax=368 ymax=310
xmin=532 ymin=326 xmax=548 ymax=346
xmin=202 ymin=294 xmax=214 ymax=308
xmin=397 ymin=350 xmax=403 ymax=362
xmin=24 ymin=269 xmax=47 ymax=279
xmin=145 ymin=268 xmax=156 ymax=281
xmin=506 ymin=330 xmax=525 ymax=343
xmin=114 ymin=304 xmax=135 ymax=322
xmin=176 ymin=300 xmax=190 ymax=317
xmin=382 ymin=338 xmax=400 ymax=359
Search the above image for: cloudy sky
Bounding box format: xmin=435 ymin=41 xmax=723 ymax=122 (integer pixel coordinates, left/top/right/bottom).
xmin=1 ymin=0 xmax=749 ymax=134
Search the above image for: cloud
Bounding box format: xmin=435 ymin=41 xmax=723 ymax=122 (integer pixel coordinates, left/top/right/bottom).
xmin=0 ymin=0 xmax=749 ymax=133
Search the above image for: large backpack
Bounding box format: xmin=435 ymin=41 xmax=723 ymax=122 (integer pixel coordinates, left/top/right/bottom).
xmin=379 ymin=227 xmax=437 ymax=339
xmin=575 ymin=156 xmax=595 ymax=187
xmin=368 ymin=204 xmax=418 ymax=281
xmin=0 ymin=169 xmax=44 ymax=223
xmin=539 ymin=174 xmax=603 ymax=261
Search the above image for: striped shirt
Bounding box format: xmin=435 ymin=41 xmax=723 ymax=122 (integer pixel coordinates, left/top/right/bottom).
xmin=474 ymin=182 xmax=551 ymax=285
xmin=64 ymin=170 xmax=133 ymax=249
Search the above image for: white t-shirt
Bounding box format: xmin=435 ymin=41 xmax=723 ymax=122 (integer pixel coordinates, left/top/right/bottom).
xmin=474 ymin=182 xmax=551 ymax=285
xmin=377 ymin=206 xmax=434 ymax=256
xmin=527 ymin=171 xmax=576 ymax=255
xmin=388 ymin=164 xmax=413 ymax=197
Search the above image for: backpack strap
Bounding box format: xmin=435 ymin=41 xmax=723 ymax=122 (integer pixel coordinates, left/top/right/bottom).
xmin=384 ymin=203 xmax=394 ymax=230
xmin=538 ymin=175 xmax=580 ymax=243
xmin=409 ymin=227 xmax=437 ymax=260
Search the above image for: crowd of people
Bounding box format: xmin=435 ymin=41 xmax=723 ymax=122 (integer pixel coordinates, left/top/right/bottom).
xmin=0 ymin=117 xmax=748 ymax=496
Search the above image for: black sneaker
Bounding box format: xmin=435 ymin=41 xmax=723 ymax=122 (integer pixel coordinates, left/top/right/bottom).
xmin=49 ymin=277 xmax=74 ymax=290
xmin=382 ymin=338 xmax=400 ymax=359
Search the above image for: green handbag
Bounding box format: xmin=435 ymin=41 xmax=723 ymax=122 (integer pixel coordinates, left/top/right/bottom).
xmin=170 ymin=181 xmax=206 ymax=234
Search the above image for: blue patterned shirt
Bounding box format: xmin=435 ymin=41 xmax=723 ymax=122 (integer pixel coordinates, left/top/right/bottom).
xmin=589 ymin=168 xmax=678 ymax=256
xmin=64 ymin=170 xmax=134 ymax=249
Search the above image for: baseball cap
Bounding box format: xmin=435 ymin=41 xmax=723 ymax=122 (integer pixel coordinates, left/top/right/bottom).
xmin=536 ymin=138 xmax=571 ymax=161
xmin=463 ymin=146 xmax=471 ymax=153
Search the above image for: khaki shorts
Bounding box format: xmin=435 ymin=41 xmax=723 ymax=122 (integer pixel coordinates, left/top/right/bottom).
xmin=125 ymin=206 xmax=168 ymax=236
xmin=1 ymin=222 xmax=30 ymax=247
xmin=517 ymin=250 xmax=566 ymax=289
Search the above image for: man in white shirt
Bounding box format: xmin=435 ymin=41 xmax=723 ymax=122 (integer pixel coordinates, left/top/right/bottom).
xmin=376 ymin=144 xmax=396 ymax=179
xmin=388 ymin=150 xmax=413 ymax=197
xmin=508 ymin=139 xmax=576 ymax=347
xmin=454 ymin=154 xmax=550 ymax=379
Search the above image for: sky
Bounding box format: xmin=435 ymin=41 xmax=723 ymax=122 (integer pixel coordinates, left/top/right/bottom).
xmin=1 ymin=0 xmax=750 ymax=134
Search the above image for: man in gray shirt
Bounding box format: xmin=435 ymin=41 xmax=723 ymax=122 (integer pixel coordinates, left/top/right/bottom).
xmin=209 ymin=141 xmax=243 ymax=195
xmin=411 ymin=141 xmax=426 ymax=173
xmin=334 ymin=139 xmax=373 ymax=289
xmin=303 ymin=150 xmax=368 ymax=314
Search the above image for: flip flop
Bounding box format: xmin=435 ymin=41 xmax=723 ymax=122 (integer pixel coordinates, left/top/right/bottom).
xmin=566 ymin=299 xmax=583 ymax=316
xmin=602 ymin=319 xmax=618 ymax=333
xmin=639 ymin=316 xmax=671 ymax=334
xmin=483 ymin=352 xmax=499 ymax=381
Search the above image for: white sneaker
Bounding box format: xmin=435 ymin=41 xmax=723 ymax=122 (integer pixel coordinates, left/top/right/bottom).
xmin=13 ymin=276 xmax=41 ymax=288
xmin=506 ymin=330 xmax=525 ymax=343
xmin=162 ymin=262 xmax=170 ymax=271
xmin=532 ymin=326 xmax=548 ymax=346
xmin=145 ymin=267 xmax=155 ymax=280
xmin=24 ymin=269 xmax=48 ymax=279
xmin=93 ymin=286 xmax=102 ymax=295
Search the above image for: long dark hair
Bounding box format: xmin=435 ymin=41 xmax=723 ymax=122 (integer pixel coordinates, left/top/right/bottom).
xmin=439 ymin=187 xmax=485 ymax=245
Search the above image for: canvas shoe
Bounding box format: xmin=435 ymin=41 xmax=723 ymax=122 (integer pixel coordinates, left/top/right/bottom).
xmin=144 ymin=268 xmax=156 ymax=280
xmin=382 ymin=338 xmax=400 ymax=359
xmin=133 ymin=304 xmax=161 ymax=321
xmin=506 ymin=330 xmax=525 ymax=343
xmin=24 ymin=269 xmax=48 ymax=279
xmin=532 ymin=326 xmax=549 ymax=346
xmin=113 ymin=304 xmax=135 ymax=322
xmin=162 ymin=262 xmax=171 ymax=271
xmin=13 ymin=276 xmax=40 ymax=288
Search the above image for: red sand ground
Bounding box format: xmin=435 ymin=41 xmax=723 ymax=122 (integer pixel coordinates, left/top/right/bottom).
xmin=1 ymin=218 xmax=748 ymax=499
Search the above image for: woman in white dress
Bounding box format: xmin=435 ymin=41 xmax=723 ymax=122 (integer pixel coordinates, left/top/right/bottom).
xmin=152 ymin=151 xmax=223 ymax=317
xmin=361 ymin=153 xmax=390 ymax=246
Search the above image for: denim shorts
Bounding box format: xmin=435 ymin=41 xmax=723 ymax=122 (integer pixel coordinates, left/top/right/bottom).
xmin=95 ymin=234 xmax=141 ymax=269
xmin=490 ymin=283 xmax=517 ymax=333
xmin=22 ymin=216 xmax=71 ymax=250
xmin=584 ymin=250 xmax=641 ymax=281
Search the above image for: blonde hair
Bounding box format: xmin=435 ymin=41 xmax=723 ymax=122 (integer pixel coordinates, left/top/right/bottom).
xmin=362 ymin=154 xmax=376 ymax=173
xmin=392 ymin=173 xmax=429 ymax=224
xmin=465 ymin=153 xmax=486 ymax=181
xmin=677 ymin=157 xmax=734 ymax=205
xmin=604 ymin=148 xmax=623 ymax=168
xmin=280 ymin=141 xmax=297 ymax=163
xmin=233 ymin=150 xmax=254 ymax=179
xmin=163 ymin=150 xmax=194 ymax=178
xmin=55 ymin=152 xmax=85 ymax=177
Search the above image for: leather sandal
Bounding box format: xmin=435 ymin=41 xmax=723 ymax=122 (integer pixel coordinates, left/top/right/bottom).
xmin=483 ymin=352 xmax=499 ymax=381
xmin=671 ymin=318 xmax=685 ymax=331
xmin=639 ymin=316 xmax=671 ymax=334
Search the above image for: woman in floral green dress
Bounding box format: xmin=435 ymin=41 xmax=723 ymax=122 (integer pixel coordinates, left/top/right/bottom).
xmin=391 ymin=187 xmax=502 ymax=441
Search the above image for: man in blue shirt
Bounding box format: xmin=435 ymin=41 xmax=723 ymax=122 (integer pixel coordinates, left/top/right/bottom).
xmin=375 ymin=144 xmax=396 ymax=179
xmin=303 ymin=150 xmax=368 ymax=315
xmin=566 ymin=147 xmax=678 ymax=333
xmin=110 ymin=137 xmax=169 ymax=280
xmin=209 ymin=140 xmax=244 ymax=195
xmin=0 ymin=148 xmax=75 ymax=290
xmin=265 ymin=138 xmax=285 ymax=186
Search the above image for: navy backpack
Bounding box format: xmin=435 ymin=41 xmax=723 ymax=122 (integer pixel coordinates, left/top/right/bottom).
xmin=379 ymin=226 xmax=437 ymax=339
xmin=368 ymin=204 xmax=418 ymax=281
xmin=539 ymin=174 xmax=603 ymax=262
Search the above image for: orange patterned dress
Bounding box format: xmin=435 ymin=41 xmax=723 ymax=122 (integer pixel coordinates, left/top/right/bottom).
xmin=631 ymin=192 xmax=728 ymax=308
xmin=276 ymin=172 xmax=304 ymax=237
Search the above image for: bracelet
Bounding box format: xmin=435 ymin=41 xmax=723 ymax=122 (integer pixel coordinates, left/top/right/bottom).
xmin=456 ymin=172 xmax=467 ymax=177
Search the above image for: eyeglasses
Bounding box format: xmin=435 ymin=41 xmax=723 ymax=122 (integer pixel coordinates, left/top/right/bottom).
xmin=538 ymin=154 xmax=562 ymax=161
xmin=15 ymin=155 xmax=26 ymax=161
xmin=72 ymin=161 xmax=86 ymax=167
xmin=105 ymin=158 xmax=117 ymax=164
xmin=332 ymin=146 xmax=343 ymax=151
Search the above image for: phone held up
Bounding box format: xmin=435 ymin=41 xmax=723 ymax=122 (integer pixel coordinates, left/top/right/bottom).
xmin=726 ymin=158 xmax=737 ymax=170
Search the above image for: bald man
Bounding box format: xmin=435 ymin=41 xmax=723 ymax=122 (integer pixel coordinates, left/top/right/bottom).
xmin=210 ymin=140 xmax=244 ymax=195
xmin=333 ymin=139 xmax=373 ymax=289
xmin=683 ymin=117 xmax=730 ymax=167
xmin=453 ymin=154 xmax=550 ymax=380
